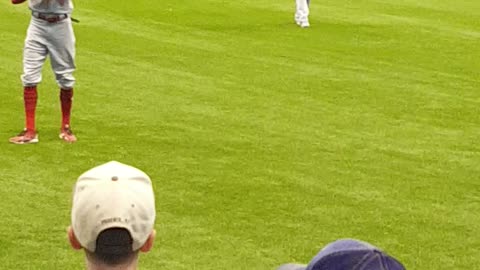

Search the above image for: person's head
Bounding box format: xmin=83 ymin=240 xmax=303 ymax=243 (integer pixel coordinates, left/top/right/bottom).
xmin=68 ymin=161 xmax=156 ymax=269
xmin=278 ymin=239 xmax=405 ymax=270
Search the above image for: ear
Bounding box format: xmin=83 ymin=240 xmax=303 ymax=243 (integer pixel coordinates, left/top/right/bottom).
xmin=140 ymin=230 xmax=156 ymax=253
xmin=67 ymin=226 xmax=83 ymax=250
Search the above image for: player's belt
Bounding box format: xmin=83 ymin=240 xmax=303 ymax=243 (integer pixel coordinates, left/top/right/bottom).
xmin=32 ymin=12 xmax=68 ymax=23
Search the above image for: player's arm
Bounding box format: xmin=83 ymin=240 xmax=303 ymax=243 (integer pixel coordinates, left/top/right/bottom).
xmin=11 ymin=0 xmax=27 ymax=4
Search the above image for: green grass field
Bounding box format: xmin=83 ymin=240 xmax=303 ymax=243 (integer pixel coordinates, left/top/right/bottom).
xmin=1 ymin=0 xmax=479 ymax=269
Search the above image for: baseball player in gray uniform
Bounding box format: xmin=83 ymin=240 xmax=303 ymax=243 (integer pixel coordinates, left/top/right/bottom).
xmin=295 ymin=0 xmax=310 ymax=28
xmin=10 ymin=0 xmax=77 ymax=144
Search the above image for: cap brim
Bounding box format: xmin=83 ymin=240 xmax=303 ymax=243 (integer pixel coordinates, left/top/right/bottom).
xmin=277 ymin=263 xmax=307 ymax=270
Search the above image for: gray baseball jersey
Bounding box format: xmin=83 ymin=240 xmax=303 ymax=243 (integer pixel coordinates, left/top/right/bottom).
xmin=22 ymin=0 xmax=76 ymax=89
xmin=29 ymin=0 xmax=73 ymax=14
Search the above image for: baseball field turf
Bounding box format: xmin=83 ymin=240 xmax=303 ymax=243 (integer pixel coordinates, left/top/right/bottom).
xmin=1 ymin=0 xmax=479 ymax=269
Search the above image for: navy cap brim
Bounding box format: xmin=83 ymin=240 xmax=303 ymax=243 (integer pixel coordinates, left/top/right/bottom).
xmin=277 ymin=263 xmax=307 ymax=270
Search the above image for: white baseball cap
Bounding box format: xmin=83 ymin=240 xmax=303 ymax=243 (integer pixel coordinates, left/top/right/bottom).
xmin=71 ymin=161 xmax=156 ymax=252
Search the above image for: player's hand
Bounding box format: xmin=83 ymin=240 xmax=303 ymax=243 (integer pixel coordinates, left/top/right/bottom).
xmin=11 ymin=0 xmax=27 ymax=4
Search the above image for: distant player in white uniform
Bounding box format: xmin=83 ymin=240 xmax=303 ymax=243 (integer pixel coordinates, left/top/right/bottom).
xmin=295 ymin=0 xmax=310 ymax=28
xmin=10 ymin=0 xmax=77 ymax=144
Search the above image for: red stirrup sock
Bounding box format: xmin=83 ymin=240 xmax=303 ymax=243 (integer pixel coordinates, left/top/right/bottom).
xmin=24 ymin=86 xmax=38 ymax=131
xmin=60 ymin=88 xmax=74 ymax=127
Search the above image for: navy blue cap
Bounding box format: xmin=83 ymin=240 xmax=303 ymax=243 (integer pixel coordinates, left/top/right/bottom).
xmin=278 ymin=239 xmax=406 ymax=270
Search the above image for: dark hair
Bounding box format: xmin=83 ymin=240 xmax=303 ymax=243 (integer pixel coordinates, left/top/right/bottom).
xmin=86 ymin=228 xmax=138 ymax=266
